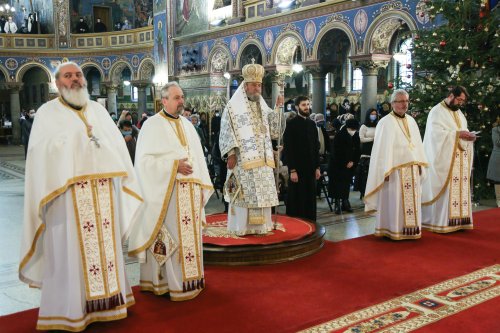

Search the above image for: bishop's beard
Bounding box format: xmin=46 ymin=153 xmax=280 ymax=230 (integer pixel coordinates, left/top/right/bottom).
xmin=247 ymin=93 xmax=261 ymax=102
xmin=60 ymin=85 xmax=89 ymax=108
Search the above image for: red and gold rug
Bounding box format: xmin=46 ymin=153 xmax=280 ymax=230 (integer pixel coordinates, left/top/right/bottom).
xmin=300 ymin=264 xmax=500 ymax=332
xmin=202 ymin=213 xmax=316 ymax=246
xmin=2 ymin=209 xmax=498 ymax=333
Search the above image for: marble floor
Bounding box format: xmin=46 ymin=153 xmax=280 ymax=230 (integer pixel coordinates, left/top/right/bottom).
xmin=0 ymin=144 xmax=495 ymax=317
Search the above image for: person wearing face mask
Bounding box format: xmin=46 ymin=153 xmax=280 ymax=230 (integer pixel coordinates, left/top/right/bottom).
xmin=75 ymin=17 xmax=89 ymax=33
xmin=121 ymin=19 xmax=131 ymax=30
xmin=355 ymin=109 xmax=379 ymax=199
xmin=283 ymin=96 xmax=320 ymax=221
xmin=21 ymin=109 xmax=36 ymax=158
xmin=328 ymin=118 xmax=360 ymax=214
xmin=421 ymin=86 xmax=476 ymax=233
xmin=364 ymin=89 xmax=428 ymax=240
xmin=119 ymin=120 xmax=137 ymax=163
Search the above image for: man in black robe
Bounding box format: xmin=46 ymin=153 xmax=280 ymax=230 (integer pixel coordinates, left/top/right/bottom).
xmin=328 ymin=118 xmax=361 ymax=214
xmin=94 ymin=18 xmax=107 ymax=33
xmin=283 ymin=96 xmax=320 ymax=221
xmin=75 ymin=17 xmax=89 ymax=33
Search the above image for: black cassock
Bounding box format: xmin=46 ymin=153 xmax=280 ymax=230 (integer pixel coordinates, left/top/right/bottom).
xmin=283 ymin=116 xmax=320 ymax=221
xmin=328 ymin=127 xmax=360 ymax=200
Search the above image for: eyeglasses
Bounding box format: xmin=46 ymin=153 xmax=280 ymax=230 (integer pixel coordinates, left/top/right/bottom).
xmin=455 ymin=97 xmax=467 ymax=103
xmin=393 ymin=100 xmax=409 ymax=104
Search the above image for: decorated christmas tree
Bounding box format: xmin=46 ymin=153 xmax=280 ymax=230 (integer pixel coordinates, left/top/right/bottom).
xmin=405 ymin=0 xmax=499 ymax=200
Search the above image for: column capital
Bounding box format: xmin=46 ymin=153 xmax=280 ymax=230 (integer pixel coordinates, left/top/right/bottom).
xmin=6 ymin=82 xmax=23 ymax=91
xmin=103 ymin=82 xmax=119 ymax=92
xmin=131 ymin=80 xmax=150 ymax=89
xmin=266 ymin=67 xmax=291 ymax=84
xmin=305 ymin=66 xmax=327 ymax=80
xmin=350 ymin=54 xmax=392 ymax=75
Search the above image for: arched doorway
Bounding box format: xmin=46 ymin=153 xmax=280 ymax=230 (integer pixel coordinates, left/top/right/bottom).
xmin=317 ymin=29 xmax=352 ymax=95
xmin=83 ymin=66 xmax=103 ymax=99
xmin=20 ymin=67 xmax=50 ymax=111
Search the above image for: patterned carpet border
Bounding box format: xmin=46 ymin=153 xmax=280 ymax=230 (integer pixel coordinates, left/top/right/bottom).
xmin=300 ymin=264 xmax=500 ymax=333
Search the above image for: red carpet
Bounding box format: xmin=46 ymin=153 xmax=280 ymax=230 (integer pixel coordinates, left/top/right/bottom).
xmin=2 ymin=208 xmax=499 ymax=333
xmin=202 ymin=213 xmax=315 ymax=245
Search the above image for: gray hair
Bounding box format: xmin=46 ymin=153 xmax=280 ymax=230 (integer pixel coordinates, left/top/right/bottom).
xmin=160 ymin=82 xmax=182 ymax=99
xmin=190 ymin=114 xmax=200 ymax=121
xmin=390 ymin=89 xmax=409 ymax=103
xmin=54 ymin=61 xmax=82 ymax=80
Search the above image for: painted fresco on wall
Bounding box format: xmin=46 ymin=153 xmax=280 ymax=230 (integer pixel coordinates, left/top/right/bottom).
xmin=71 ymin=0 xmax=151 ymax=32
xmin=175 ymin=0 xmax=209 ymax=36
xmin=154 ymin=0 xmax=166 ymax=13
xmin=134 ymin=0 xmax=153 ymax=28
xmin=174 ymin=0 xmax=432 ymax=74
xmin=9 ymin=0 xmax=54 ymax=34
xmin=154 ymin=13 xmax=167 ymax=64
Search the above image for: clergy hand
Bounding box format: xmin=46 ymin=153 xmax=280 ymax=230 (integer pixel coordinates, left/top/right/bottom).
xmin=227 ymin=154 xmax=237 ymax=169
xmin=276 ymin=95 xmax=284 ymax=108
xmin=290 ymin=171 xmax=298 ymax=183
xmin=315 ymin=169 xmax=321 ymax=180
xmin=178 ymin=158 xmax=193 ymax=175
xmin=459 ymin=130 xmax=476 ymax=141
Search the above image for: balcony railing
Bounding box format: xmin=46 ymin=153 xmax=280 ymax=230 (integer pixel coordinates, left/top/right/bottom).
xmin=0 ymin=26 xmax=153 ymax=52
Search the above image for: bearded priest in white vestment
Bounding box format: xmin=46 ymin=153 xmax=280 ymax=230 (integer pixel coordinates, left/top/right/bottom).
xmin=364 ymin=90 xmax=428 ymax=240
xmin=219 ymin=61 xmax=285 ymax=235
xmin=19 ymin=62 xmax=143 ymax=331
xmin=422 ymin=86 xmax=476 ymax=233
xmin=128 ymin=82 xmax=213 ymax=300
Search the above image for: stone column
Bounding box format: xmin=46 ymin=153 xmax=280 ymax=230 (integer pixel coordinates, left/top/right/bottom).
xmin=105 ymin=84 xmax=118 ymax=115
xmin=270 ymin=72 xmax=286 ymax=108
xmin=137 ymin=84 xmax=148 ymax=115
xmin=350 ymin=55 xmax=392 ymax=121
xmin=7 ymin=83 xmax=23 ymax=144
xmin=307 ymin=67 xmax=326 ymax=115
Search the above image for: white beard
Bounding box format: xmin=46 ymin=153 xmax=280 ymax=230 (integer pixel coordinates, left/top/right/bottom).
xmin=247 ymin=93 xmax=261 ymax=102
xmin=60 ymin=86 xmax=89 ymax=108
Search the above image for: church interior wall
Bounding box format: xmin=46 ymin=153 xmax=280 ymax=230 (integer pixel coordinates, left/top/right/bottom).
xmin=70 ymin=0 xmax=153 ymax=32
xmin=8 ymin=0 xmax=54 ymax=34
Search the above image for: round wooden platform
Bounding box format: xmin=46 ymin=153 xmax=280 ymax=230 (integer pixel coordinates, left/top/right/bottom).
xmin=203 ymin=224 xmax=326 ymax=265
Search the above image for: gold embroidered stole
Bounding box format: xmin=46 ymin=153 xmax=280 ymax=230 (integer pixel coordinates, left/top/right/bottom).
xmin=400 ymin=166 xmax=420 ymax=235
xmin=443 ymin=103 xmax=472 ymax=226
xmin=71 ymin=178 xmax=124 ymax=313
xmin=177 ymin=181 xmax=204 ymax=292
xmin=448 ymin=150 xmax=472 ymax=225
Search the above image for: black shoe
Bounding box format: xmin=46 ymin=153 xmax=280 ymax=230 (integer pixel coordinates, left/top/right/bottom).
xmin=342 ymin=199 xmax=353 ymax=213
xmin=334 ymin=199 xmax=341 ymax=214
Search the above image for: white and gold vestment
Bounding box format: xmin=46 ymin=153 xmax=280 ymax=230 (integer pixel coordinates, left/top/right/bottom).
xmin=219 ymin=83 xmax=285 ymax=235
xmin=422 ymin=102 xmax=474 ymax=233
xmin=364 ymin=112 xmax=428 ymax=240
xmin=129 ymin=111 xmax=213 ymax=301
xmin=20 ymin=98 xmax=143 ymax=331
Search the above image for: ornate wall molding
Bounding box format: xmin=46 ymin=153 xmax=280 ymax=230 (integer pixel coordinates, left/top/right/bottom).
xmin=54 ymin=0 xmax=70 ymax=48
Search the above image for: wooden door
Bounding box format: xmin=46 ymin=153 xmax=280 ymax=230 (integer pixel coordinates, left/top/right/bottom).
xmin=93 ymin=6 xmax=111 ymax=32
